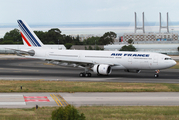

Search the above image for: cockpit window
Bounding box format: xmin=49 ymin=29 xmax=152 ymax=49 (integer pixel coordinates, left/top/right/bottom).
xmin=164 ymin=58 xmax=172 ymax=60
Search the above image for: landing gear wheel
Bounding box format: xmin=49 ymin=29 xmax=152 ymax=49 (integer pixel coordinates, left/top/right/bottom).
xmin=154 ymin=70 xmax=160 ymax=78
xmin=88 ymin=73 xmax=92 ymax=77
xmin=79 ymin=73 xmax=91 ymax=77
xmin=154 ymin=74 xmax=159 ymax=78
xmin=85 ymin=73 xmax=88 ymax=77
xmin=97 ymin=74 xmax=101 ymax=76
xmin=79 ymin=73 xmax=85 ymax=77
xmin=85 ymin=73 xmax=92 ymax=77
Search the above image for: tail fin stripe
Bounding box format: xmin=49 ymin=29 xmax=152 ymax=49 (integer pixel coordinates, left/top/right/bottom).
xmin=18 ymin=20 xmax=40 ymax=47
xmin=18 ymin=21 xmax=38 ymax=47
xmin=18 ymin=20 xmax=41 ymax=47
xmin=18 ymin=23 xmax=36 ymax=46
xmin=20 ymin=32 xmax=31 ymax=46
xmin=18 ymin=21 xmax=37 ymax=46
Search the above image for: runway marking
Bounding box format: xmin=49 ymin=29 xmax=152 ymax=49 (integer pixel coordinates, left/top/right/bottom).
xmin=56 ymin=94 xmax=69 ymax=106
xmin=50 ymin=94 xmax=59 ymax=106
xmin=24 ymin=96 xmax=50 ymax=102
xmin=24 ymin=96 xmax=48 ymax=98
xmin=50 ymin=94 xmax=68 ymax=106
xmin=25 ymin=99 xmax=50 ymax=102
xmin=53 ymin=94 xmax=63 ymax=106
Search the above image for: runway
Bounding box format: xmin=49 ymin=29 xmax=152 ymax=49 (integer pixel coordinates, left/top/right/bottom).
xmin=0 ymin=92 xmax=179 ymax=108
xmin=0 ymin=55 xmax=179 ymax=108
xmin=0 ymin=56 xmax=178 ymax=83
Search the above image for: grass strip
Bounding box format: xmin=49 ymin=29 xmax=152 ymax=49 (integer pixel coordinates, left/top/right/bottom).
xmin=0 ymin=80 xmax=179 ymax=92
xmin=0 ymin=106 xmax=179 ymax=120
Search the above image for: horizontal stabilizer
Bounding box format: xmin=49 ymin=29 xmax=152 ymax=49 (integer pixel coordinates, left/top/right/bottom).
xmin=6 ymin=48 xmax=35 ymax=56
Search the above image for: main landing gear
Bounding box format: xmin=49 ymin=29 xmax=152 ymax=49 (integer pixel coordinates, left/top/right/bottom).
xmin=79 ymin=68 xmax=92 ymax=77
xmin=79 ymin=72 xmax=92 ymax=77
xmin=154 ymin=70 xmax=160 ymax=78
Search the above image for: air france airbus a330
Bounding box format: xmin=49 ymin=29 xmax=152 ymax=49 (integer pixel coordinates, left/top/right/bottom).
xmin=14 ymin=20 xmax=176 ymax=78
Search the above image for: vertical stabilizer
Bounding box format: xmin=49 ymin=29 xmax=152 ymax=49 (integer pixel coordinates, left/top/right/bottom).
xmin=17 ymin=20 xmax=44 ymax=47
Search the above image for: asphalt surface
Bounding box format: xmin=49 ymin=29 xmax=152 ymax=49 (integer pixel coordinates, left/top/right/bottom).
xmin=0 ymin=92 xmax=179 ymax=108
xmin=0 ymin=55 xmax=179 ymax=108
xmin=0 ymin=56 xmax=178 ymax=83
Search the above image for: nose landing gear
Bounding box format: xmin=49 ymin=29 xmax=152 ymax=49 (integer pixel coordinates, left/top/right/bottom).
xmin=154 ymin=70 xmax=160 ymax=78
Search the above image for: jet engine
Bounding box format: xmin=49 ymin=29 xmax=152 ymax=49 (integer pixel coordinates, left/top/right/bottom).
xmin=92 ymin=64 xmax=112 ymax=75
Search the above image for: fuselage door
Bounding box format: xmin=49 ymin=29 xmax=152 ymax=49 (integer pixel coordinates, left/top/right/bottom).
xmin=46 ymin=51 xmax=49 ymax=58
xmin=128 ymin=56 xmax=132 ymax=64
xmin=153 ymin=55 xmax=158 ymax=63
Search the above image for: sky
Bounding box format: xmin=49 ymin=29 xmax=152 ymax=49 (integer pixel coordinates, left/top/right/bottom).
xmin=0 ymin=0 xmax=179 ymax=24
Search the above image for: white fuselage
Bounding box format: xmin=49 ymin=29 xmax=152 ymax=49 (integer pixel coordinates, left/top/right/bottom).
xmin=32 ymin=48 xmax=176 ymax=70
xmin=17 ymin=19 xmax=177 ymax=77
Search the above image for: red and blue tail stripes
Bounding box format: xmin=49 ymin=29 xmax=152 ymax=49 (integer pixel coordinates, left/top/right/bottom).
xmin=18 ymin=20 xmax=42 ymax=47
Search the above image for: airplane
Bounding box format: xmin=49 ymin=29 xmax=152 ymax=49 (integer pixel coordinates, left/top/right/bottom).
xmin=14 ymin=20 xmax=176 ymax=78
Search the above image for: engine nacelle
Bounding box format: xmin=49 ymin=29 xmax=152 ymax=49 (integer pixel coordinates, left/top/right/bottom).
xmin=92 ymin=64 xmax=112 ymax=75
xmin=124 ymin=70 xmax=141 ymax=73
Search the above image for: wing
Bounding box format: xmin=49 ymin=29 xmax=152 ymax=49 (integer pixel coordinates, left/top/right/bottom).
xmin=25 ymin=56 xmax=94 ymax=67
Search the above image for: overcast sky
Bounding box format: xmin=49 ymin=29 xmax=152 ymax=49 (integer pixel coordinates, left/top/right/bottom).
xmin=0 ymin=0 xmax=179 ymax=24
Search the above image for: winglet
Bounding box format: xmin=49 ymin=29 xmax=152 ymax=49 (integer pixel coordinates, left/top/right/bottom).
xmin=17 ymin=20 xmax=44 ymax=47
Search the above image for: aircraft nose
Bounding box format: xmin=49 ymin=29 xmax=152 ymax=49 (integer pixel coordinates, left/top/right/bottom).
xmin=172 ymin=60 xmax=177 ymax=66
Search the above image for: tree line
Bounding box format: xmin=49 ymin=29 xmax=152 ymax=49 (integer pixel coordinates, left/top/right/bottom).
xmin=0 ymin=28 xmax=137 ymax=51
xmin=0 ymin=28 xmax=117 ymax=49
